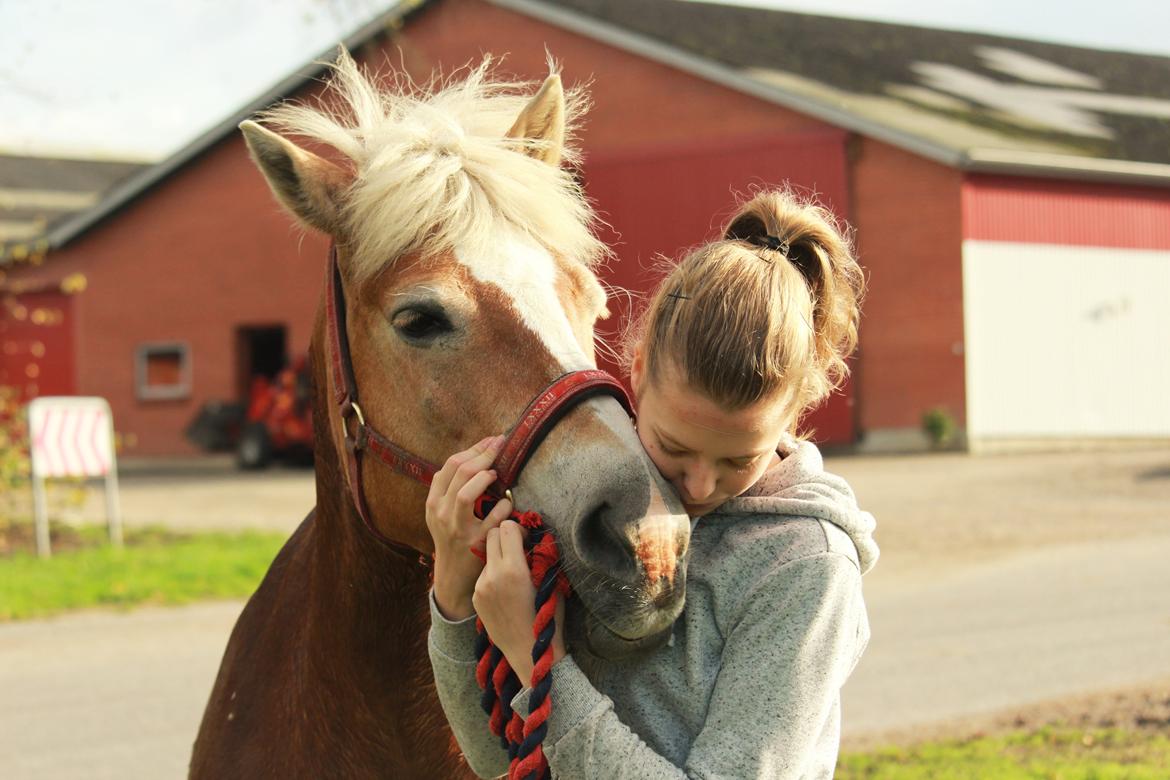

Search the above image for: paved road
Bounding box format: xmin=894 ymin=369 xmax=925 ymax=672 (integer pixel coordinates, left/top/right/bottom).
xmin=842 ymin=534 xmax=1170 ymax=742
xmin=0 ymin=602 xmax=238 ymax=780
xmin=3 ymin=533 xmax=1168 ymax=778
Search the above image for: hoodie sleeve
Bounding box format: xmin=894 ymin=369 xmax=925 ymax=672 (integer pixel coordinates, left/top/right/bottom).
xmin=509 ymin=551 xmax=868 ymax=779
xmin=427 ymin=589 xmax=510 ymax=780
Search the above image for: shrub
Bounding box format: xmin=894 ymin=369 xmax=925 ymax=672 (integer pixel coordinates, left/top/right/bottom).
xmin=0 ymin=386 xmax=31 ymax=527
xmin=922 ymin=406 xmax=957 ymax=448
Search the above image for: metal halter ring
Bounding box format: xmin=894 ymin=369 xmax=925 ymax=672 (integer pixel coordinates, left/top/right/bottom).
xmin=348 ymin=401 xmax=367 ymax=427
xmin=342 ymin=401 xmax=368 ymax=449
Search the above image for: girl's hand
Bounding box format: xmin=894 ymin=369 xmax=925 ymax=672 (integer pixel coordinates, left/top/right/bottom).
xmin=427 ymin=435 xmax=513 ymax=621
xmin=473 ymin=520 xmax=566 ymax=683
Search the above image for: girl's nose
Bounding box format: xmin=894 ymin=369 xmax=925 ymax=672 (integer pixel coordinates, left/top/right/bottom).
xmin=682 ymin=463 xmax=717 ymax=504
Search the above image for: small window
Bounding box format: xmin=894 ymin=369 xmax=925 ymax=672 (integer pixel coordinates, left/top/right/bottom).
xmin=136 ymin=342 xmax=192 ymax=400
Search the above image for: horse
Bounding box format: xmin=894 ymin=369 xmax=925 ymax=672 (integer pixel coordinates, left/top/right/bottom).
xmin=189 ymin=52 xmax=690 ymax=779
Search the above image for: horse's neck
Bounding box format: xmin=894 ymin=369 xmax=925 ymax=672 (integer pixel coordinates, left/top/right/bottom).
xmin=308 ymin=453 xmax=432 ymax=649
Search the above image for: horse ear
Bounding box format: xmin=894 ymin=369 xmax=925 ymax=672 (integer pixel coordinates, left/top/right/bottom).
xmin=239 ymin=120 xmax=351 ymax=236
xmin=505 ymin=74 xmax=565 ymax=166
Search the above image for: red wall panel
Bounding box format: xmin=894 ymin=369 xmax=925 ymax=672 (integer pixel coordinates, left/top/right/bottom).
xmin=963 ymin=175 xmax=1170 ymax=250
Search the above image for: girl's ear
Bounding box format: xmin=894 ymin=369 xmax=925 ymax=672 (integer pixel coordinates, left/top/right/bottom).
xmin=239 ymin=120 xmax=352 ymax=236
xmin=630 ymin=346 xmax=646 ymax=398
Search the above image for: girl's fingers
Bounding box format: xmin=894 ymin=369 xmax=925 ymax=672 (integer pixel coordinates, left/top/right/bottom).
xmin=449 ymin=436 xmax=505 ymax=497
xmin=435 ymin=437 xmax=498 ymax=498
xmin=455 ymin=469 xmax=499 ymax=515
xmin=498 ymin=520 xmax=526 ymax=563
xmin=431 ymin=436 xmax=491 ymax=500
xmin=484 ymin=526 xmax=502 ymax=563
xmin=481 ymin=497 xmax=513 ymax=531
xmin=474 ymin=498 xmax=512 ymax=541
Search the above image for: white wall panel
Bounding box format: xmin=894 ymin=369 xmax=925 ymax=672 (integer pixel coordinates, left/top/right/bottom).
xmin=963 ymin=241 xmax=1170 ymax=438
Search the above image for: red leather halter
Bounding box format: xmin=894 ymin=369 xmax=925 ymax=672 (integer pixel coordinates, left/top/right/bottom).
xmin=324 ymin=245 xmax=633 ymax=562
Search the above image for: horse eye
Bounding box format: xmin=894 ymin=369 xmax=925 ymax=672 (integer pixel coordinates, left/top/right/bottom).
xmin=392 ymin=307 xmax=452 ymax=344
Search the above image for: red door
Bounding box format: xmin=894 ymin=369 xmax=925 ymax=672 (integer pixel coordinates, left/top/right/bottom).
xmin=0 ymin=291 xmax=75 ymax=402
xmin=582 ymin=131 xmax=857 ymax=445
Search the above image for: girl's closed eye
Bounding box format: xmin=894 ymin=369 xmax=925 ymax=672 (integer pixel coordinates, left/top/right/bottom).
xmin=655 ymin=433 xmax=691 ymax=458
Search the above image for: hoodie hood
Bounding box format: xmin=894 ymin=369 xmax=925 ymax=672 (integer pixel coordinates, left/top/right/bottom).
xmin=713 ymin=433 xmax=879 ymax=574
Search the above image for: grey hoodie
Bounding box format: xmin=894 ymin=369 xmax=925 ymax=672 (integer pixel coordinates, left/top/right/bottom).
xmin=428 ymin=435 xmax=878 ymax=779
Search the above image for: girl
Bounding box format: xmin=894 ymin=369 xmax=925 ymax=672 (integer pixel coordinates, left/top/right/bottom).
xmin=426 ymin=189 xmax=879 ymax=779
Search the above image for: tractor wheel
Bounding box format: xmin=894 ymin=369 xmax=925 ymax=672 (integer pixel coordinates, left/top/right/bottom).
xmin=237 ymin=423 xmax=273 ymax=470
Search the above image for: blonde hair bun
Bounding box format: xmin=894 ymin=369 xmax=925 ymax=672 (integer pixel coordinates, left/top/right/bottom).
xmin=625 ymin=188 xmax=865 ymax=433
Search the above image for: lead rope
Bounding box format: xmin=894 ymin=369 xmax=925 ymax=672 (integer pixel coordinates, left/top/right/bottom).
xmin=471 ymin=497 xmax=570 ymax=780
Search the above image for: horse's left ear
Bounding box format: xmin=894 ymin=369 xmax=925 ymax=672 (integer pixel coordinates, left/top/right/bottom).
xmin=240 ymin=120 xmax=352 ymax=236
xmin=505 ymin=74 xmax=565 ymax=167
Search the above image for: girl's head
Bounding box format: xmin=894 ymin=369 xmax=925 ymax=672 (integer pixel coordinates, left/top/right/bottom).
xmin=625 ymin=189 xmax=864 ymax=516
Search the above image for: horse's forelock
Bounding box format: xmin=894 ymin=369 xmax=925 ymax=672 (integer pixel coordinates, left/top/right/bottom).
xmin=260 ymin=49 xmax=608 ymax=283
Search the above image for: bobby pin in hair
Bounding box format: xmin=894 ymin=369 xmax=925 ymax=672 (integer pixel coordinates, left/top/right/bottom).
xmin=666 ymin=290 xmax=691 ymax=303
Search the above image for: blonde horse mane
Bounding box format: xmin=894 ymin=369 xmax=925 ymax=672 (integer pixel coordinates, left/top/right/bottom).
xmin=259 ymin=49 xmax=609 ymax=282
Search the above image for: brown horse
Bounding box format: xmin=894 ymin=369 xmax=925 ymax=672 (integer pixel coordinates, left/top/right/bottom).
xmin=189 ymin=53 xmax=690 ymax=778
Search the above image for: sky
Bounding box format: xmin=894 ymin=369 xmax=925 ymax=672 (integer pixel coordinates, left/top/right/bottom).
xmin=705 ymin=0 xmax=1168 ymax=57
xmin=1 ymin=0 xmax=1166 ymax=162
xmin=0 ymin=0 xmax=390 ymax=160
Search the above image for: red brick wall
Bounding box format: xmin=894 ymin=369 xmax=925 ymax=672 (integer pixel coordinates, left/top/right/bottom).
xmin=850 ymin=138 xmax=965 ymax=435
xmin=10 ymin=136 xmax=328 ymax=455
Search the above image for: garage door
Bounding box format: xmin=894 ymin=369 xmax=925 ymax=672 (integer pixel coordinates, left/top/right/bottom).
xmin=963 ymin=240 xmax=1170 ymax=438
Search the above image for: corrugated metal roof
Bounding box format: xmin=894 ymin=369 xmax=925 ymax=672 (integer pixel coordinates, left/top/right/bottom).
xmin=0 ymin=155 xmax=148 ymax=264
xmin=517 ymin=0 xmax=1170 ymax=183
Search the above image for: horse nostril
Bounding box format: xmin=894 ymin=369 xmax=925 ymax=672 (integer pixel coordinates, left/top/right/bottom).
xmin=573 ymin=501 xmax=636 ymax=576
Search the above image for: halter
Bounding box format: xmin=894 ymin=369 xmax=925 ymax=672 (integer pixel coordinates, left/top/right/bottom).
xmin=323 ymin=243 xmax=633 ymax=560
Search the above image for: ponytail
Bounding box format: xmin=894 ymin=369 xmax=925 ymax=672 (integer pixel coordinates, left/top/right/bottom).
xmin=723 ymin=190 xmax=864 ymax=399
xmin=623 ymin=188 xmax=865 ymax=433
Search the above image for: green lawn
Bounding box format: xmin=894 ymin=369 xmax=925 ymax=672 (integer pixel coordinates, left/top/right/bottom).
xmin=839 ymin=727 xmax=1170 ymax=779
xmin=0 ymin=524 xmax=286 ymax=621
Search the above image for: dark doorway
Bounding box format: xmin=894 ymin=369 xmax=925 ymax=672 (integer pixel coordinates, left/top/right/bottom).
xmin=236 ymin=325 xmax=287 ymax=400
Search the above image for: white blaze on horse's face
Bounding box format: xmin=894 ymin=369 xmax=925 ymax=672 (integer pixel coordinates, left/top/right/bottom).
xmin=455 ymin=227 xmax=596 ymax=372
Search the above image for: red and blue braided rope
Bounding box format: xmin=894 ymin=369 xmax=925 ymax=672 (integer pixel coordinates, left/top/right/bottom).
xmin=471 ymin=497 xmax=568 ymax=780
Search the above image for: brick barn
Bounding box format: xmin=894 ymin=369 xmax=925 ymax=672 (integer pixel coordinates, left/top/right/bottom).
xmin=3 ymin=0 xmax=1168 ymax=457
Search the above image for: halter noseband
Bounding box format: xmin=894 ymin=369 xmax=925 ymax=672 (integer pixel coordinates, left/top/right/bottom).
xmin=324 ymin=244 xmax=633 ymax=562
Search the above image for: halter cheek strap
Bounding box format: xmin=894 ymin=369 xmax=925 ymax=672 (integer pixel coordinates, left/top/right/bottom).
xmin=324 ymin=244 xmax=633 ymax=562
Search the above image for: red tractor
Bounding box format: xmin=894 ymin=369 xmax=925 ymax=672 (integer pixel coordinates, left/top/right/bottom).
xmin=186 ymin=356 xmax=314 ymax=469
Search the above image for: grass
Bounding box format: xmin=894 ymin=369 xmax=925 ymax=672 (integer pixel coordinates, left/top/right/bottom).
xmin=838 ymin=726 xmax=1170 ymax=779
xmin=0 ymin=522 xmax=286 ymax=621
